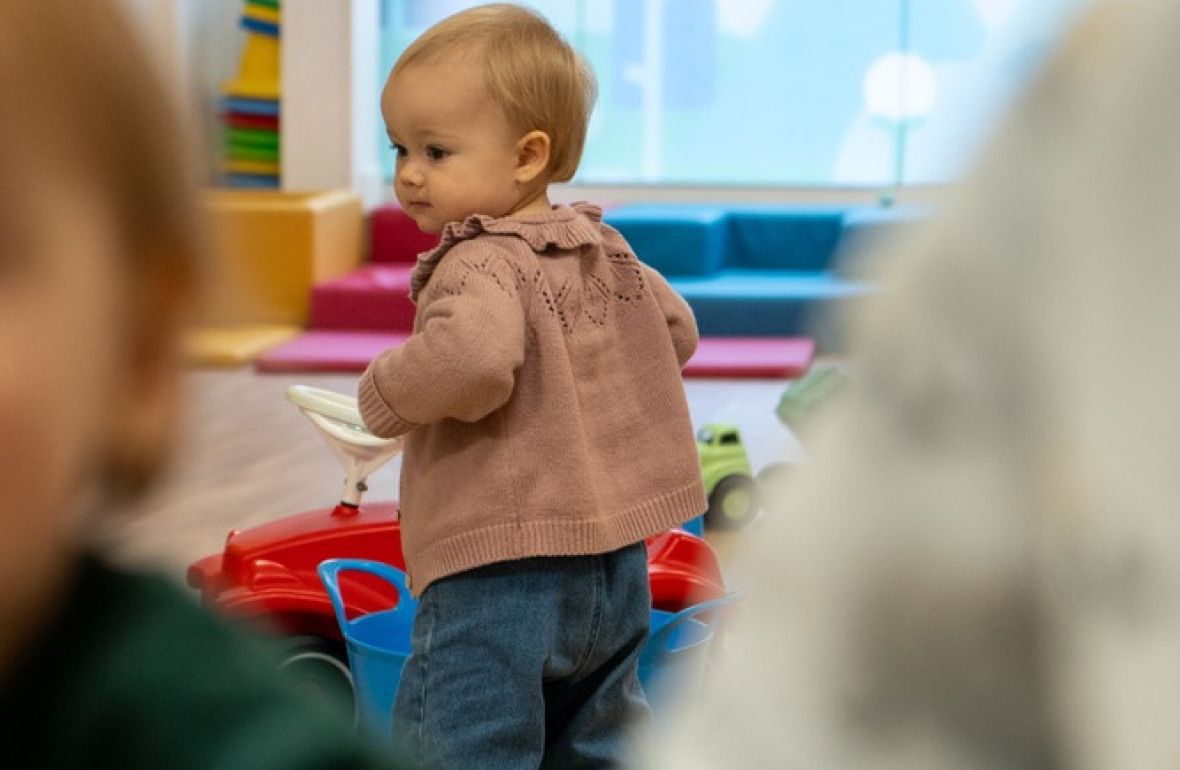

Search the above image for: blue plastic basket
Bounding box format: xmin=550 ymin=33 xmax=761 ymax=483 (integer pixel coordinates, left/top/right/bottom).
xmin=317 ymin=559 xmax=417 ymax=740
xmin=320 ymin=557 xmax=737 ymax=738
xmin=681 ymin=514 xmax=705 ymax=537
xmin=639 ymin=595 xmax=738 ymax=710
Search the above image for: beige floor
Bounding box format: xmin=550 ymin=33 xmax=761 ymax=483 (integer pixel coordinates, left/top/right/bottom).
xmin=101 ymin=367 xmax=805 ymax=589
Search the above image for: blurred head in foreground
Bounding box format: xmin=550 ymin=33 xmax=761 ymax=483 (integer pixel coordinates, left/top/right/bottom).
xmin=0 ymin=0 xmax=198 ymax=668
xmin=645 ymin=1 xmax=1180 ymax=768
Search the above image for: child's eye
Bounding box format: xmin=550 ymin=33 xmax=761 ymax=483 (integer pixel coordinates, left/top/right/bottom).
xmin=390 ymin=143 xmax=407 ymax=158
xmin=426 ymin=145 xmax=450 ymax=161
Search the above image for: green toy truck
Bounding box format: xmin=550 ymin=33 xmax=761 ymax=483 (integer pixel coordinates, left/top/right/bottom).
xmin=696 ymin=422 xmax=760 ymax=530
xmin=696 ymin=366 xmax=848 ymax=531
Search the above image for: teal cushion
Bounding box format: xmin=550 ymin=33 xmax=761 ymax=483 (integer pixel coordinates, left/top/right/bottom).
xmin=725 ymin=206 xmax=846 ymax=271
xmin=605 ymin=204 xmax=729 ymax=276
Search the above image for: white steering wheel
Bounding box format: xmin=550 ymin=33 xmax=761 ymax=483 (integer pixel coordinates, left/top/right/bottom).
xmin=285 ymin=385 xmax=402 ymax=507
xmin=286 ymin=385 xmax=391 ymax=449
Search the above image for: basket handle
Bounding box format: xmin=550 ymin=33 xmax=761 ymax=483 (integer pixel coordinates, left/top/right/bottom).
xmin=317 ymin=558 xmax=417 ymax=633
xmin=643 ymin=593 xmax=741 ymax=663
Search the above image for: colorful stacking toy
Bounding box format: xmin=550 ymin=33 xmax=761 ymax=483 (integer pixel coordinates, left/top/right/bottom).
xmin=221 ymin=0 xmax=281 ymax=188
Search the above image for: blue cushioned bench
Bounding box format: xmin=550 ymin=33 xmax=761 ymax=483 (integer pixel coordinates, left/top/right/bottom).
xmin=602 ymin=203 xmax=922 ymax=344
xmin=724 ymin=206 xmax=847 ymax=271
xmin=668 ymin=270 xmax=871 ymax=345
xmin=603 ymin=204 xmax=730 ymax=276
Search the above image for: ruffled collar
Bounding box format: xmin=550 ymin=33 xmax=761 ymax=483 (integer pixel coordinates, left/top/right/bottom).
xmin=410 ymin=202 xmax=603 ymax=302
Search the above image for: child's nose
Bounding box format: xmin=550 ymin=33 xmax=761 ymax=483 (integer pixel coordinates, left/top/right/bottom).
xmin=398 ymin=161 xmax=425 ymax=188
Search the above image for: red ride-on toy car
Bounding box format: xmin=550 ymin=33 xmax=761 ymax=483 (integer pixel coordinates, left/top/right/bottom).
xmin=187 ymin=385 xmax=728 ymax=710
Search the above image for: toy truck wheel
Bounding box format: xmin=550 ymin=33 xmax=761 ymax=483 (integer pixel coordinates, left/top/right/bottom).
xmin=706 ymin=475 xmax=759 ymax=530
xmin=277 ymin=636 xmax=356 ymax=723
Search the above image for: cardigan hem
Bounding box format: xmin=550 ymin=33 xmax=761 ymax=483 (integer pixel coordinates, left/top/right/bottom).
xmin=402 ymin=480 xmax=707 ymax=596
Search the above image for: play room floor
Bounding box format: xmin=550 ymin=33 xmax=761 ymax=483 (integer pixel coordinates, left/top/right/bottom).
xmin=99 ymin=368 xmax=805 ymax=591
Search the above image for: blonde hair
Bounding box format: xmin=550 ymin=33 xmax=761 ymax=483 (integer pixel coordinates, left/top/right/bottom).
xmin=393 ymin=3 xmax=598 ymax=182
xmin=0 ymin=0 xmax=202 ymax=498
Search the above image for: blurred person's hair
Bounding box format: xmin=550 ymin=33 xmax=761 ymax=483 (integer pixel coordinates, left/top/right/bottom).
xmin=0 ymin=0 xmax=202 ymax=277
xmin=0 ymin=0 xmax=203 ymax=497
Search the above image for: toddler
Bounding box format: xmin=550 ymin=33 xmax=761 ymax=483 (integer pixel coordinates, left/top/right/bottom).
xmin=357 ymin=4 xmax=706 ymax=768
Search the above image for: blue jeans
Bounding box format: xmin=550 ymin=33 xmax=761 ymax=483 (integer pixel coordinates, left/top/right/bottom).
xmin=392 ymin=542 xmax=652 ymax=770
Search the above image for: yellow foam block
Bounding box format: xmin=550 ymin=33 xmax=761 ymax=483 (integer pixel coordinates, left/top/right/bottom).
xmin=184 ymin=324 xmax=300 ymax=367
xmin=199 ymin=189 xmax=363 ymax=326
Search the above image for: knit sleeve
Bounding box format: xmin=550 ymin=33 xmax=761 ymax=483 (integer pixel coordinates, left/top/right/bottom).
xmin=643 ymin=265 xmax=698 ymax=368
xmin=358 ymin=252 xmax=526 ymax=437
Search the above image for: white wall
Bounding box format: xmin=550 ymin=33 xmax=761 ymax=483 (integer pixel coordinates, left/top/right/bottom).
xmin=282 ymin=0 xmax=383 ymax=205
xmin=118 ymin=0 xmax=243 ymax=184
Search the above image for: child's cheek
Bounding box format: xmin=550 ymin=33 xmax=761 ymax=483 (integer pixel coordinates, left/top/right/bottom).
xmin=0 ymin=310 xmax=89 ymax=610
xmin=0 ymin=303 xmax=114 ymax=661
xmin=0 ymin=204 xmax=126 ymax=588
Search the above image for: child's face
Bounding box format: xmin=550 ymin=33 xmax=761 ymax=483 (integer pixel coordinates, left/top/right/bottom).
xmin=383 ymin=58 xmax=525 ymax=233
xmin=0 ymin=167 xmax=135 ymax=625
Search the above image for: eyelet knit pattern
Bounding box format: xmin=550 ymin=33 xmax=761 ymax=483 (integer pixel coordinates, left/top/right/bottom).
xmin=358 ymin=203 xmax=706 ymax=595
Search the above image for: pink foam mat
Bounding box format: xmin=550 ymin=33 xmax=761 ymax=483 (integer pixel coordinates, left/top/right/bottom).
xmin=255 ymin=331 xmax=410 ymax=373
xmin=684 ymin=337 xmax=814 ymax=378
xmin=256 ymin=331 xmax=814 ymax=378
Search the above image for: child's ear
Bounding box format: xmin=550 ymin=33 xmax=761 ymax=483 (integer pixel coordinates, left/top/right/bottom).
xmin=514 ymin=130 xmax=551 ymax=185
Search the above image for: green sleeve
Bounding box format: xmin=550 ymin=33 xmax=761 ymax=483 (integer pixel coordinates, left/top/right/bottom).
xmin=0 ymin=554 xmax=412 ymax=770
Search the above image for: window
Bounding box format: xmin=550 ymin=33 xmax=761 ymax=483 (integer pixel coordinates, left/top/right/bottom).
xmin=379 ymin=0 xmax=1091 ymax=187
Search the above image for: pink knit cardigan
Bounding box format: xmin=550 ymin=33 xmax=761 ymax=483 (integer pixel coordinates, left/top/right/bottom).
xmin=358 ymin=203 xmax=706 ymax=595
